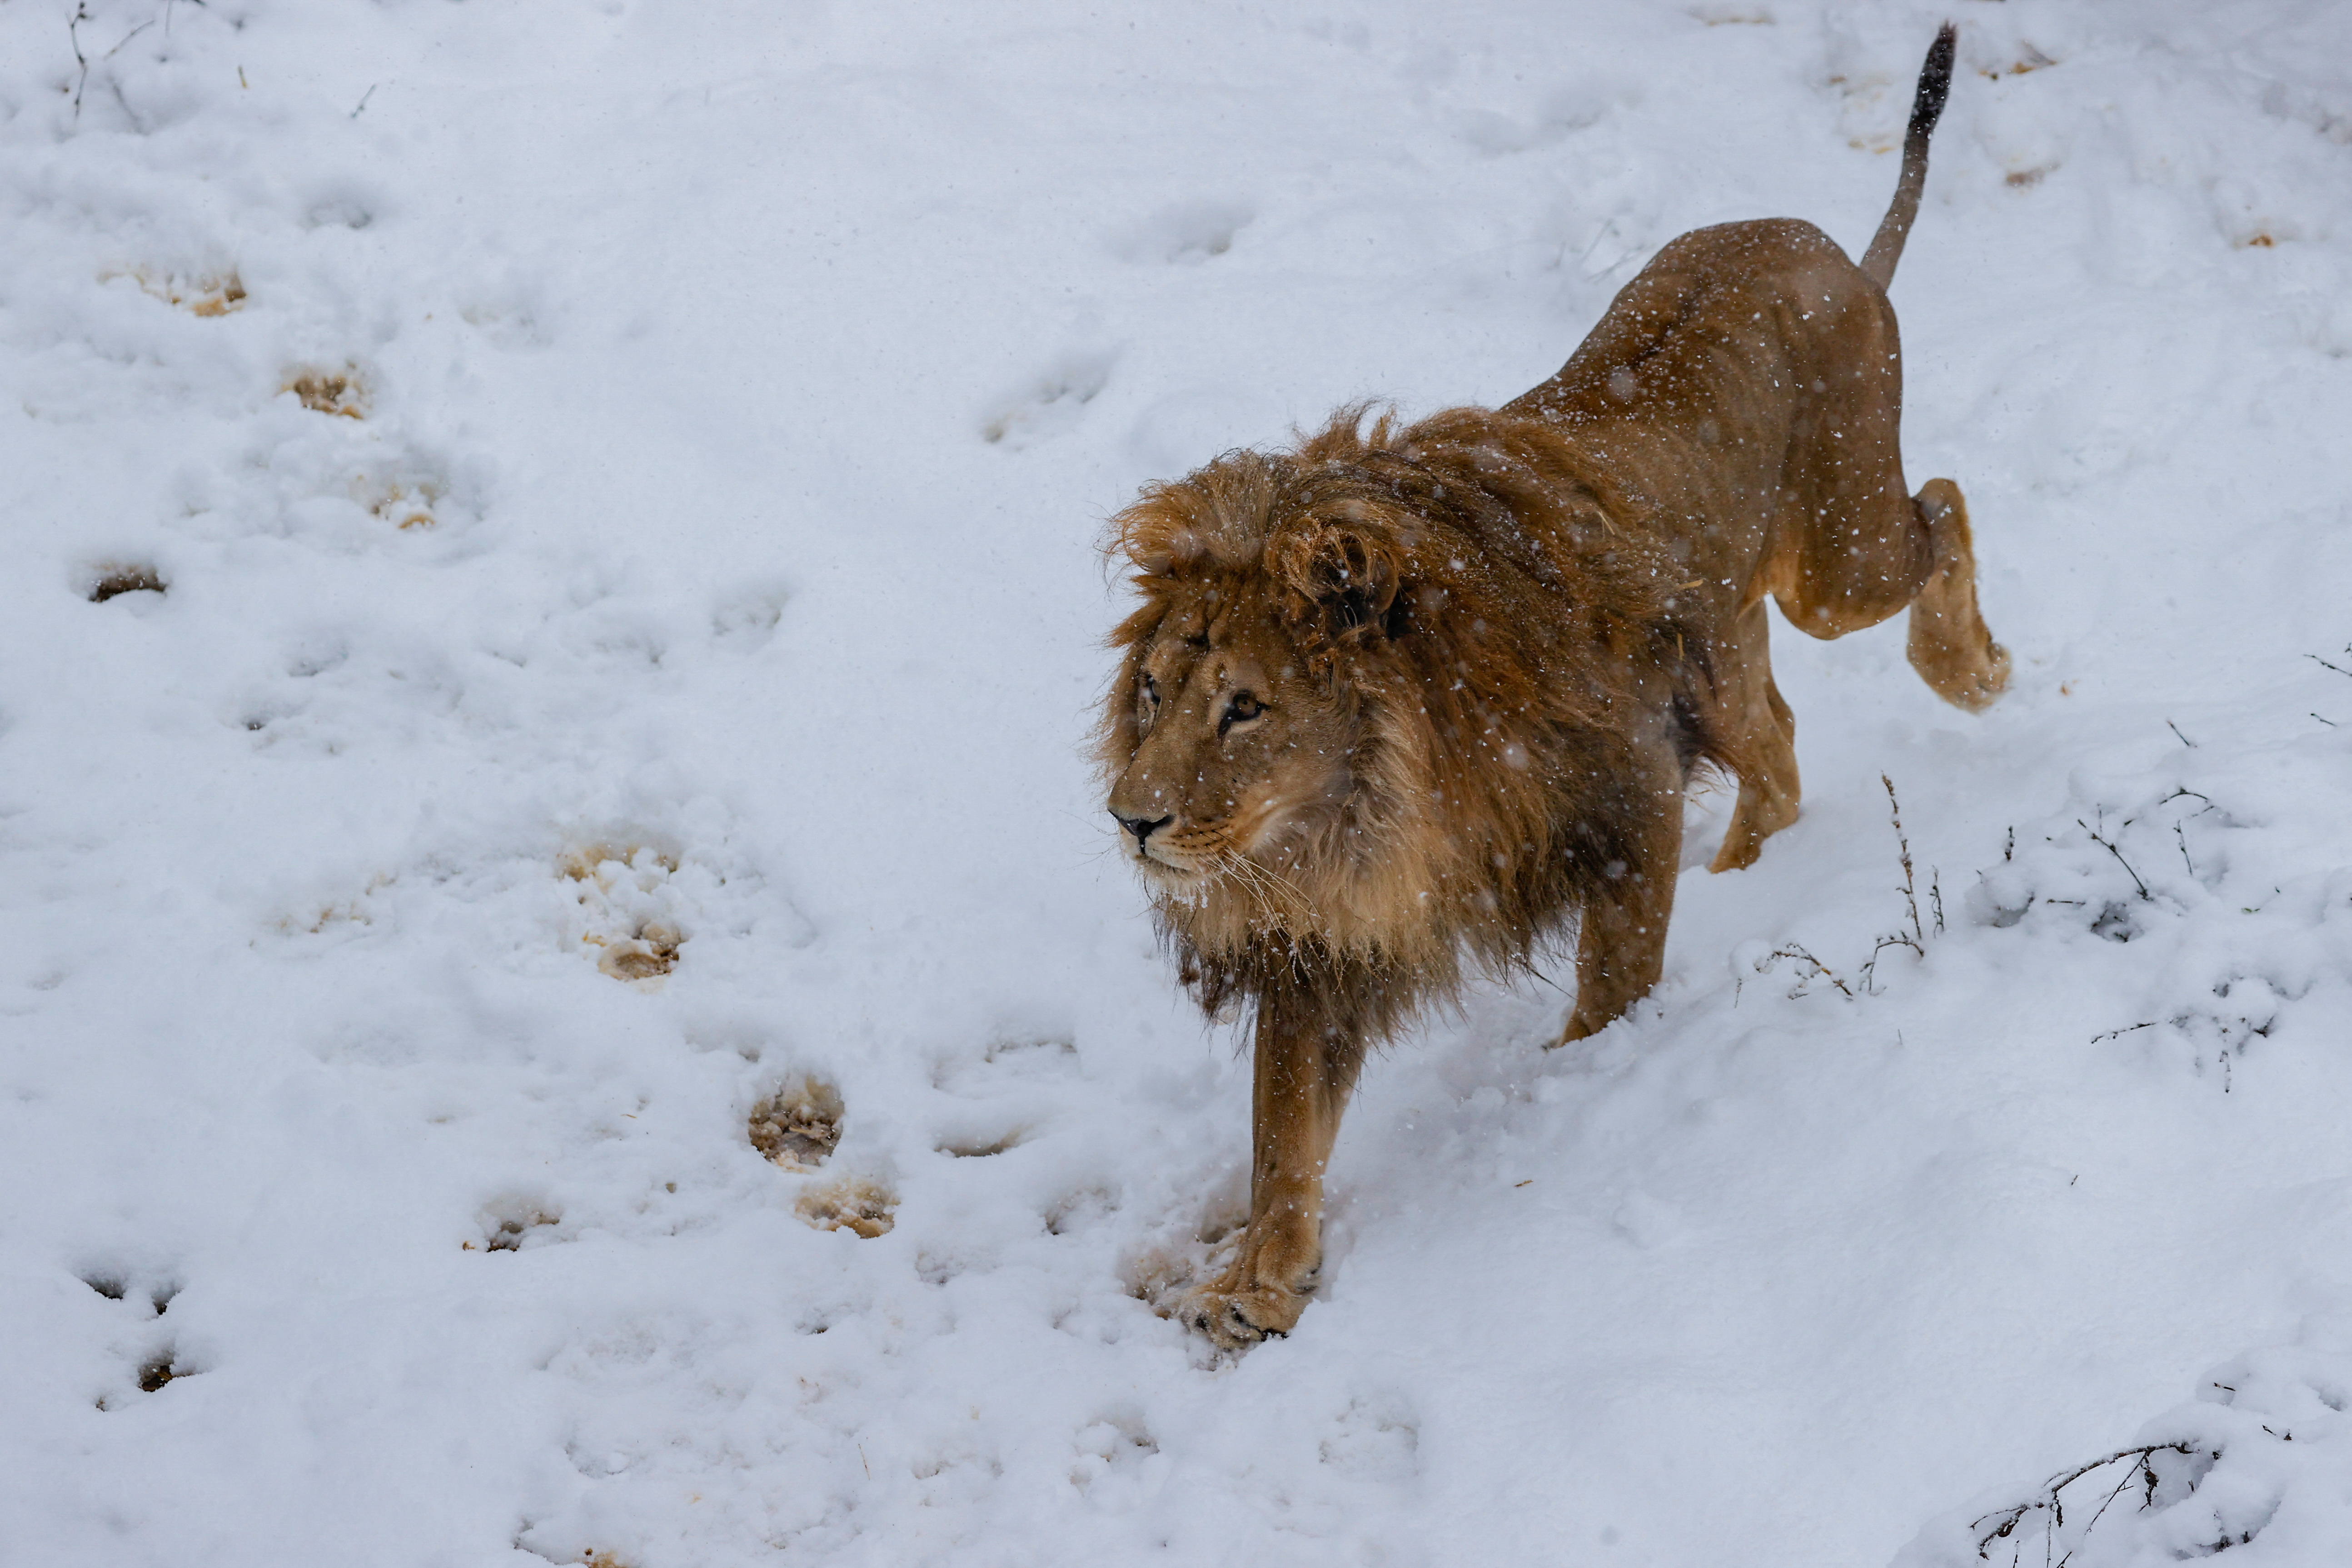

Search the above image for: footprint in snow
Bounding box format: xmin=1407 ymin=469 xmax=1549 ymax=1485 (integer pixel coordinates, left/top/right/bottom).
xmin=1070 ymin=1409 xmax=1158 ymax=1490
xmin=749 ymin=1076 xmax=892 ymax=1236
xmin=81 ymin=1270 xmax=195 ymax=1406
xmin=1109 ymin=199 xmax=1254 ymax=264
xmin=934 ymin=1122 xmax=1027 ymax=1159
xmin=711 ymin=582 xmax=789 ymax=652
xmin=560 ymin=841 xmax=692 ymax=985
xmin=980 ymin=353 xmax=1113 ymax=449
xmin=80 ymin=560 xmax=167 ymax=602
xmin=110 ymin=264 xmax=246 ymax=317
xmin=929 ymin=1034 xmax=1078 ymax=1093
xmin=468 ymin=1197 xmax=563 ymax=1252
xmin=1320 ymin=1394 xmax=1420 ymax=1482
xmin=749 ymin=1076 xmax=843 ymax=1171
xmin=81 ymin=1268 xmax=180 ymax=1317
xmin=795 ymin=1175 xmax=896 ymax=1238
xmin=283 ymin=364 xmax=370 ymax=420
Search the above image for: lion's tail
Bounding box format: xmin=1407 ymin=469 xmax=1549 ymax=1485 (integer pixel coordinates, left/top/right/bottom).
xmin=1859 ymin=22 xmax=1957 ymax=290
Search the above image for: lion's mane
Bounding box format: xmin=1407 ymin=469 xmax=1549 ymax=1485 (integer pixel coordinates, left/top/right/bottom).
xmin=1099 ymin=406 xmax=1737 ymax=1042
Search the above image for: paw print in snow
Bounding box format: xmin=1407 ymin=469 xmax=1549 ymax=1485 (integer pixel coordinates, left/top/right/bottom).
xmin=560 ymin=842 xmax=692 ymax=985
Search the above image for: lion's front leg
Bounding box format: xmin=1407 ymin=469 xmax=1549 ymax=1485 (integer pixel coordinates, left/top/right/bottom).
xmin=1556 ymin=774 xmax=1684 ymax=1045
xmin=1181 ymin=992 xmax=1363 ymax=1349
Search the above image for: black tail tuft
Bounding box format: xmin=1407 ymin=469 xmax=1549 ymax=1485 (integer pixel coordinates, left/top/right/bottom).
xmin=1907 ymin=22 xmax=1957 ymax=148
xmin=1860 ymin=22 xmax=1959 ymax=288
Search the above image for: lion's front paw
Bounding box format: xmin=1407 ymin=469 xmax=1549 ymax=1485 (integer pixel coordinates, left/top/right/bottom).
xmin=1176 ymin=1273 xmax=1309 ymax=1349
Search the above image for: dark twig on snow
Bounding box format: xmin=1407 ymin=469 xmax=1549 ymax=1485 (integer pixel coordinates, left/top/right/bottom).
xmin=68 ymin=4 xmax=155 ymax=123
xmin=105 ymin=17 xmax=152 ymax=56
xmin=69 ymin=4 xmax=91 ymax=119
xmin=1757 ymin=943 xmax=1851 ymax=998
xmin=1859 ymin=932 xmax=1918 ymax=993
xmin=1884 ymin=776 xmax=1924 ymax=946
xmin=351 ymin=83 xmax=377 ymax=118
xmin=2176 ymin=821 xmax=2196 ymax=879
xmin=2078 ymin=817 xmax=2150 ymax=901
xmin=2167 ymin=718 xmax=2197 ymax=748
xmin=2307 ymin=650 xmax=2352 ymax=679
xmin=1859 ymin=776 xmax=1928 ymax=992
xmin=2091 ymin=1020 xmax=2156 ymax=1043
xmin=1969 ymin=1443 xmax=2196 ymax=1568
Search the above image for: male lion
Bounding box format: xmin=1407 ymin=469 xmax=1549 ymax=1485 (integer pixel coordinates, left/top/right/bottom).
xmin=1101 ymin=25 xmax=2004 ymax=1348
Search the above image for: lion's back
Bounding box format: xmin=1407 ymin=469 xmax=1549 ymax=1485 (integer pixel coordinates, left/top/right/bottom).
xmin=1506 ymin=218 xmax=1891 ymax=431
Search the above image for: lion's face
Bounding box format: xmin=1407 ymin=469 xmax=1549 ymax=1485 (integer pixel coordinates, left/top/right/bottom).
xmin=1105 ymin=577 xmax=1357 ymax=891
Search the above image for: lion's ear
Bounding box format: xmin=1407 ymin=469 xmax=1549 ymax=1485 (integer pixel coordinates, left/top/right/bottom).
xmin=1271 ymin=519 xmax=1409 ymax=647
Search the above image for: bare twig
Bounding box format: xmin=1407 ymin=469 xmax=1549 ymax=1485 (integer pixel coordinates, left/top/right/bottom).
xmin=1970 ymin=1444 xmax=2197 ymax=1566
xmin=104 ymin=17 xmax=153 ymax=57
xmin=68 ymin=4 xmax=155 ymax=123
xmin=351 ymin=83 xmax=377 ymax=118
xmin=2167 ymin=718 xmax=2196 ymax=748
xmin=2175 ymin=821 xmax=2195 ymax=878
xmin=1930 ymin=868 xmax=1944 ymax=935
xmin=2078 ymin=817 xmax=2150 ymax=901
xmin=1858 ymin=931 xmax=1921 ymax=993
xmin=1855 ymin=776 xmax=1931 ymax=993
xmin=69 ymin=4 xmax=91 ymax=119
xmin=1569 ymin=217 xmax=1618 ymax=273
xmin=1883 ymin=775 xmax=1924 ymax=945
xmin=1757 ymin=943 xmax=1851 ymax=998
xmin=2058 ymin=1456 xmax=2159 ymax=1566
xmin=2091 ymin=1021 xmax=2156 ymax=1043
xmin=2308 ymin=651 xmax=2352 ymax=679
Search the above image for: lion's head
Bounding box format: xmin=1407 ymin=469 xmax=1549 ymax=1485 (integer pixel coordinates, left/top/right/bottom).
xmin=1099 ymin=408 xmax=1714 ymax=1023
xmin=1100 ymin=448 xmax=1389 ymax=901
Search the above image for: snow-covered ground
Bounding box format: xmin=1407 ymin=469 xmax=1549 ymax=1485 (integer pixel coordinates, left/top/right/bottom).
xmin=5 ymin=1 xmax=2351 ymax=1563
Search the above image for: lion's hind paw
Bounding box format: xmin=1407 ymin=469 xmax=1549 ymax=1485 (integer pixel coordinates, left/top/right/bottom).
xmin=1942 ymin=637 xmax=2012 ymax=712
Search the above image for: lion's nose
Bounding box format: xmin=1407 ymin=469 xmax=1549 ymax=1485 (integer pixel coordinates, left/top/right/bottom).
xmin=1112 ymin=811 xmax=1172 ymax=846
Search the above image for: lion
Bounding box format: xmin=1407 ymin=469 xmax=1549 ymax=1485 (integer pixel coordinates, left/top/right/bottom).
xmin=1100 ymin=25 xmax=2005 ymax=1348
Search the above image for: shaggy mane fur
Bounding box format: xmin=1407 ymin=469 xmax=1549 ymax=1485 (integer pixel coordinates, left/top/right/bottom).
xmin=1099 ymin=405 xmax=1735 ymax=1043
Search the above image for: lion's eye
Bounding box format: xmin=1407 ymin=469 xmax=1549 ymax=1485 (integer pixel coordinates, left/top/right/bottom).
xmin=1221 ymin=692 xmax=1265 ymax=732
xmin=1141 ymin=673 xmax=1160 ymax=706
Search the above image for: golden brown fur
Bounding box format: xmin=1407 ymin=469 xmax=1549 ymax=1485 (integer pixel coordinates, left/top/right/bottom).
xmin=1100 ymin=28 xmax=2003 ymax=1348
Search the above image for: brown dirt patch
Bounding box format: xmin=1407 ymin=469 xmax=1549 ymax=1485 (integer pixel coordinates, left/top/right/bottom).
xmin=751 ymin=1078 xmax=844 ymax=1170
xmin=285 ymin=367 xmax=369 ymax=418
xmin=86 ymin=562 xmax=166 ymax=602
xmin=795 ymin=1176 xmax=895 ymax=1238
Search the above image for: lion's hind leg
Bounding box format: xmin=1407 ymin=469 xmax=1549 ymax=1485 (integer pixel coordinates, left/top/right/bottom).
xmin=1904 ymin=479 xmax=2010 ymax=711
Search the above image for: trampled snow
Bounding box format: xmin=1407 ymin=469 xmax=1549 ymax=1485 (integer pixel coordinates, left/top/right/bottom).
xmin=4 ymin=2 xmax=2351 ymax=1563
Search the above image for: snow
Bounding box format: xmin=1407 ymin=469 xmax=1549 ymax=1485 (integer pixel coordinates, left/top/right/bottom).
xmin=3 ymin=1 xmax=2350 ymax=1563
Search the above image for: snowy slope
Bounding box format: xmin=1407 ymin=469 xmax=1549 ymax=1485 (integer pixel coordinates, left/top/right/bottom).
xmin=3 ymin=2 xmax=2351 ymax=1564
